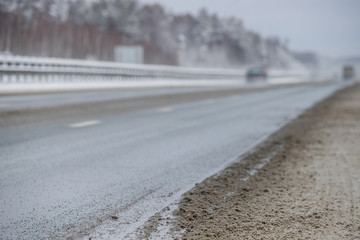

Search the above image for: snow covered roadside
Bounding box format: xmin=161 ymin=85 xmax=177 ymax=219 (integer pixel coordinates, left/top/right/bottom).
xmin=0 ymin=72 xmax=314 ymax=95
xmin=0 ymin=79 xmax=247 ymax=94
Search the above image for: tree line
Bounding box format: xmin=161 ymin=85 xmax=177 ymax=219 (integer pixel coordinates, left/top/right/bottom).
xmin=0 ymin=0 xmax=295 ymax=68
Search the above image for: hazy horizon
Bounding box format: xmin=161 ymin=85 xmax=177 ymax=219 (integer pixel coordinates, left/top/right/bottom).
xmin=139 ymin=0 xmax=360 ymax=59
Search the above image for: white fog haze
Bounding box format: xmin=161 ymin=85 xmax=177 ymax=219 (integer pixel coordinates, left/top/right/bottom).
xmin=140 ymin=0 xmax=360 ymax=58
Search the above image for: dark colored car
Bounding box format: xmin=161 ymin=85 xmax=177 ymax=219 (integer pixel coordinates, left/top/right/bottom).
xmin=343 ymin=65 xmax=355 ymax=80
xmin=246 ymin=67 xmax=267 ymax=81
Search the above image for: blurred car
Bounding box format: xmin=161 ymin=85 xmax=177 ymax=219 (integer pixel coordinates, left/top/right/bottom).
xmin=246 ymin=67 xmax=267 ymax=81
xmin=343 ymin=65 xmax=355 ymax=80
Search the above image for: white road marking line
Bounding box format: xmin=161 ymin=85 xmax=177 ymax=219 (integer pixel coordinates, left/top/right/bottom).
xmin=157 ymin=107 xmax=174 ymax=113
xmin=0 ymin=103 xmax=9 ymax=108
xmin=205 ymin=99 xmax=215 ymax=104
xmin=230 ymin=95 xmax=241 ymax=100
xmin=69 ymin=120 xmax=101 ymax=128
xmin=73 ymin=97 xmax=85 ymax=101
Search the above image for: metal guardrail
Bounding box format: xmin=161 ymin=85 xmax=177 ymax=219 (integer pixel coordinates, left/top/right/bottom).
xmin=0 ymin=55 xmax=314 ymax=91
xmin=0 ymin=55 xmax=248 ymax=83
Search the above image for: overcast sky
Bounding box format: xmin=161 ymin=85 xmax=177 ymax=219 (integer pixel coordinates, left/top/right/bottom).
xmin=139 ymin=0 xmax=360 ymax=58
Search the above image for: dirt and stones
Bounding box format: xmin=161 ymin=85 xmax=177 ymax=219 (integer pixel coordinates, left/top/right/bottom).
xmin=170 ymin=83 xmax=360 ymax=239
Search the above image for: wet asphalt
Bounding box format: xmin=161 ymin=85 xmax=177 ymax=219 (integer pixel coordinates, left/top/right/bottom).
xmin=0 ymin=81 xmax=349 ymax=239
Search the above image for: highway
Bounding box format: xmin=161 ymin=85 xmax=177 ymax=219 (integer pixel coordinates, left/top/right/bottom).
xmin=0 ymin=86 xmax=242 ymax=113
xmin=0 ymin=81 xmax=349 ymax=239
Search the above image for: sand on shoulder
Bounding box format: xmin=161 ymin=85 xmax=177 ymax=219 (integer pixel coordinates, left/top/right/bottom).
xmin=166 ymin=83 xmax=360 ymax=239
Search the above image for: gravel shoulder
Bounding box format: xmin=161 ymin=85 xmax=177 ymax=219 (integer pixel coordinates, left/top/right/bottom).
xmin=143 ymin=83 xmax=360 ymax=239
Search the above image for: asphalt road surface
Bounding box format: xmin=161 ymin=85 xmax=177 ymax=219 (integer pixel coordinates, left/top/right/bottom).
xmin=0 ymin=81 xmax=350 ymax=239
xmin=0 ymin=86 xmax=242 ymax=113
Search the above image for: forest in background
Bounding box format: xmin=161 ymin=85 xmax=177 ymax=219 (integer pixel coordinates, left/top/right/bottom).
xmin=0 ymin=0 xmax=309 ymax=68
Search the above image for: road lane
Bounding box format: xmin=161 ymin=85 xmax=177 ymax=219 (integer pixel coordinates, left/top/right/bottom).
xmin=0 ymin=84 xmax=322 ymax=147
xmin=0 ymin=86 xmax=242 ymax=113
xmin=0 ymin=81 xmax=323 ymax=114
xmin=0 ymin=81 xmax=351 ymax=239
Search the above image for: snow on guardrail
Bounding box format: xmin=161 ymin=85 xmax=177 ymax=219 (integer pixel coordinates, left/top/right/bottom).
xmin=0 ymin=55 xmax=247 ymax=81
xmin=0 ymin=55 xmax=312 ymax=93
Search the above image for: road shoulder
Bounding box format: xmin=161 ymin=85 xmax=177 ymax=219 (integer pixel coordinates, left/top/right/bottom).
xmin=142 ymin=83 xmax=360 ymax=239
